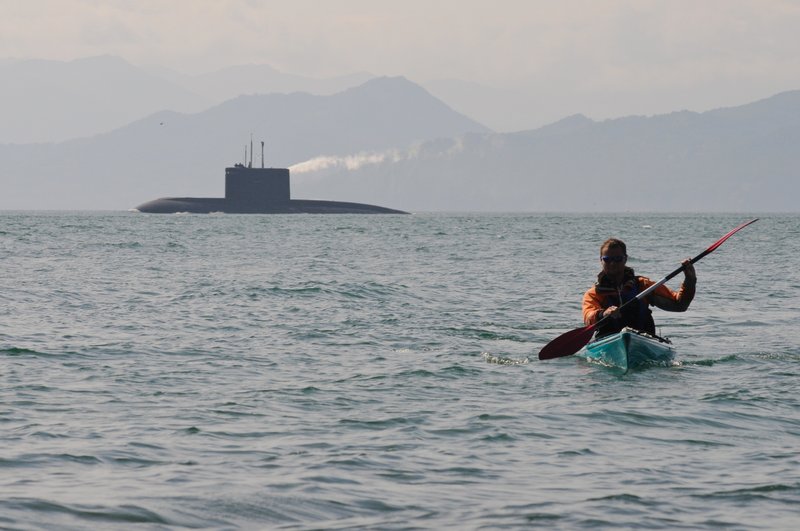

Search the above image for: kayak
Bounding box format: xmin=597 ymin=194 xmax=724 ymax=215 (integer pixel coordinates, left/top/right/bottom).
xmin=577 ymin=327 xmax=674 ymax=372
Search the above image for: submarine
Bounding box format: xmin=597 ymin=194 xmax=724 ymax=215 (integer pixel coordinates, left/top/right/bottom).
xmin=135 ymin=143 xmax=407 ymax=214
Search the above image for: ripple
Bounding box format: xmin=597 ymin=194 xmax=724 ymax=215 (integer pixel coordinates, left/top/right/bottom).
xmin=1 ymin=212 xmax=796 ymax=530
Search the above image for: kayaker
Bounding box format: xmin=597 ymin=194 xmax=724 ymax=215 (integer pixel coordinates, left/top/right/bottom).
xmin=582 ymin=238 xmax=696 ymax=337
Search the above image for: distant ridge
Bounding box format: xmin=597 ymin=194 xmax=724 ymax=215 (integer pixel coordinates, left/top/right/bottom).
xmin=0 ymin=56 xmax=378 ymax=144
xmin=0 ymin=56 xmax=205 ymax=144
xmin=170 ymin=63 xmax=374 ymax=103
xmin=292 ymin=89 xmax=800 ymax=212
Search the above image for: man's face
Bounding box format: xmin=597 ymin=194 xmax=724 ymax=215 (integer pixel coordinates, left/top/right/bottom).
xmin=600 ymin=245 xmax=627 ymax=275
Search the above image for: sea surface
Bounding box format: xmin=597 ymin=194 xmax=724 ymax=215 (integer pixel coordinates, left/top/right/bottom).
xmin=1 ymin=212 xmax=797 ymax=530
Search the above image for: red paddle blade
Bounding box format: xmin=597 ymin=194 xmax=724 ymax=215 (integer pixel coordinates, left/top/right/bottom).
xmin=538 ymin=325 xmax=596 ymax=360
xmin=705 ymin=218 xmax=759 ymax=255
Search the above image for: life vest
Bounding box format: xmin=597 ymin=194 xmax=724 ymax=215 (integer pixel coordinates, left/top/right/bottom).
xmin=593 ymin=268 xmax=656 ymax=337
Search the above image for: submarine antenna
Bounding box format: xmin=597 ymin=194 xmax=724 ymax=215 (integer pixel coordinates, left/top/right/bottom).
xmin=244 ymin=145 xmax=247 ymax=165
xmin=261 ymin=141 xmax=265 ymax=168
xmin=249 ymin=134 xmax=253 ymax=168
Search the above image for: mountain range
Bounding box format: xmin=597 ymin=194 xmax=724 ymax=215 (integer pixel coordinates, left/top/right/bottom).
xmin=1 ymin=55 xmax=798 ymax=212
xmin=292 ymin=90 xmax=800 ymax=212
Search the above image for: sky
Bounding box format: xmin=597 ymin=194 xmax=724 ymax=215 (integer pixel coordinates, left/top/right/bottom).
xmin=3 ymin=0 xmax=800 ymax=127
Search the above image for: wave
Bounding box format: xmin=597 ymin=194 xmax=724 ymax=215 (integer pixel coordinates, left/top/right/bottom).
xmin=0 ymin=499 xmax=170 ymax=525
xmin=1 ymin=346 xmax=43 ymax=356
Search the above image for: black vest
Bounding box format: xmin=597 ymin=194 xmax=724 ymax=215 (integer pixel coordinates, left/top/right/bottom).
xmin=595 ymin=267 xmax=656 ymax=337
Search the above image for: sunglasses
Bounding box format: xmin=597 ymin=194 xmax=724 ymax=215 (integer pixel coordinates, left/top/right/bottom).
xmin=601 ymin=255 xmax=627 ymax=263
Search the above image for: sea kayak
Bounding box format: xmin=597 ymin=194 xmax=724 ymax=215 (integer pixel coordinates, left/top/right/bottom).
xmin=577 ymin=327 xmax=674 ymax=372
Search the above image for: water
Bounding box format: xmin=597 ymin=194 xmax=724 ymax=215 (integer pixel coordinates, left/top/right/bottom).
xmin=1 ymin=212 xmax=797 ymax=530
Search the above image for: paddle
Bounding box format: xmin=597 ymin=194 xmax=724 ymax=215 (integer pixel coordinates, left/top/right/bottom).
xmin=538 ymin=218 xmax=759 ymax=361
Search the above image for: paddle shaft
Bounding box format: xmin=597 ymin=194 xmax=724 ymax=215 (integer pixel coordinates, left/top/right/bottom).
xmin=538 ymin=218 xmax=758 ymax=360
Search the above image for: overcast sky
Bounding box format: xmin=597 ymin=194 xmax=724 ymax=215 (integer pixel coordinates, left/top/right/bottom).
xmin=3 ymin=0 xmax=800 ymax=125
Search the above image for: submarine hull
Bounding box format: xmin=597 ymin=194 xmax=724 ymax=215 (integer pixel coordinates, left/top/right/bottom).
xmin=135 ymin=198 xmax=407 ymax=214
xmin=135 ymin=164 xmax=407 ymax=214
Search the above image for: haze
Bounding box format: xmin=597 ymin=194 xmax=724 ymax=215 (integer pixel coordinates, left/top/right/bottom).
xmin=3 ymin=0 xmax=800 ymax=131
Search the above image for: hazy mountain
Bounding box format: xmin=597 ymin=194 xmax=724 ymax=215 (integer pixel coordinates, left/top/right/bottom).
xmin=423 ymin=79 xmax=544 ymax=132
xmin=0 ymin=56 xmax=377 ymax=144
xmin=291 ymin=90 xmax=800 ymax=212
xmin=154 ymin=63 xmax=375 ymax=103
xmin=0 ymin=76 xmax=490 ymax=210
xmin=423 ymin=77 xmax=794 ymax=135
xmin=0 ymin=56 xmax=206 ymax=144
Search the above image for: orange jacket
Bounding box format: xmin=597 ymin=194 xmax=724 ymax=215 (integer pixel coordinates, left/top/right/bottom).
xmin=582 ymin=268 xmax=695 ymax=335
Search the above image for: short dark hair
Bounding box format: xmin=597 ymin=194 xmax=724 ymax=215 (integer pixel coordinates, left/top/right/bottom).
xmin=601 ymin=238 xmax=626 ymax=255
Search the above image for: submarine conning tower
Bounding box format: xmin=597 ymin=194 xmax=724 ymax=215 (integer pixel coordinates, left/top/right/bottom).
xmin=225 ymin=164 xmax=291 ymax=203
